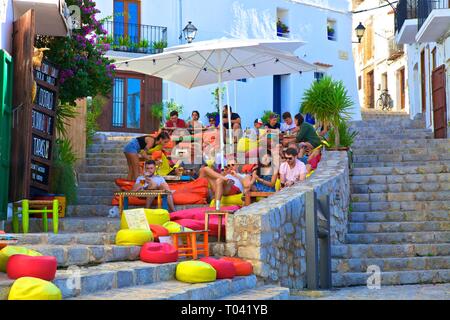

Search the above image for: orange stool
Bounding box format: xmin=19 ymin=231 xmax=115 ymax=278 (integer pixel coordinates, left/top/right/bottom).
xmin=205 ymin=210 xmax=234 ymax=242
xmin=170 ymin=230 xmax=209 ymax=260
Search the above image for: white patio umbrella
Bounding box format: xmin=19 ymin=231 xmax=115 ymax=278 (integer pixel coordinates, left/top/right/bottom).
xmin=117 ymin=38 xmax=320 ymax=168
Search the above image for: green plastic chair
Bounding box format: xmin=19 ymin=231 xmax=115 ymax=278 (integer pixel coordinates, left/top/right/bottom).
xmin=12 ymin=200 xmax=59 ymax=234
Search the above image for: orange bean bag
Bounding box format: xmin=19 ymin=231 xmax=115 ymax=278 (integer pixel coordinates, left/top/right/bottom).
xmin=7 ymin=255 xmax=57 ymax=281
xmin=149 ymin=224 xmax=169 ymax=242
xmin=140 ymin=243 xmax=178 ymax=264
xmin=220 ymin=257 xmax=253 ymax=276
xmin=200 ymin=257 xmax=236 ymax=279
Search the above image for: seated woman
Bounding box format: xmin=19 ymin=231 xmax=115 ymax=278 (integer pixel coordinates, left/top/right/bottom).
xmin=123 ymin=132 xmax=171 ymax=181
xmin=249 ymin=153 xmax=279 ymax=193
xmin=187 ymin=110 xmax=203 ymax=129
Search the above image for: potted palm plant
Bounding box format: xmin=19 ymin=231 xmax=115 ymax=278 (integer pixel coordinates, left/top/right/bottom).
xmin=153 ymin=40 xmax=168 ymax=53
xmin=138 ymin=39 xmax=150 ymax=53
xmin=301 ymin=76 xmax=354 ymax=150
xmin=118 ymin=35 xmax=131 ymax=51
xmin=277 ymin=19 xmax=289 ymax=37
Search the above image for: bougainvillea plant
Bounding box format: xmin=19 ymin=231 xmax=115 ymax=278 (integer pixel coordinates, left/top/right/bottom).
xmin=35 ymin=0 xmax=116 ymax=106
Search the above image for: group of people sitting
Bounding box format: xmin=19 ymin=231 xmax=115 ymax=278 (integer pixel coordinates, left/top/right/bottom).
xmin=122 ymin=106 xmax=326 ymax=211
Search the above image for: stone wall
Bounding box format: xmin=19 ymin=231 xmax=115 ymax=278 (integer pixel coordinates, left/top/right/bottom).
xmin=211 ymin=151 xmax=350 ymax=290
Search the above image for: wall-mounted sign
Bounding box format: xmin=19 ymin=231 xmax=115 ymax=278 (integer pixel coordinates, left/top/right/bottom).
xmin=32 ymin=134 xmax=51 ymax=160
xmin=32 ymin=110 xmax=53 ymax=134
xmin=35 ymin=86 xmax=55 ymax=110
xmin=31 ymin=161 xmax=49 ymax=185
xmin=339 ymin=51 xmax=349 ymax=60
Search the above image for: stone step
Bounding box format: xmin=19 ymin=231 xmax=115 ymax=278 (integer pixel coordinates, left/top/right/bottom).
xmin=85 ymin=158 xmax=129 ymax=166
xmin=24 ymin=244 xmax=140 ymax=267
xmin=84 ymin=166 xmax=128 ymax=174
xmin=348 ymin=221 xmax=450 ymax=233
xmin=78 ymin=173 xmax=125 ymax=183
xmin=353 ymin=160 xmax=450 ymax=168
xmin=15 ymin=232 xmax=116 ymax=246
xmin=351 ymin=164 xmax=449 ymax=177
xmin=332 ymin=269 xmax=450 ymax=287
xmin=219 ymin=285 xmax=290 ymax=300
xmin=78 ymin=181 xmax=122 ymax=189
xmin=350 ymin=119 xmax=425 ymax=128
xmin=67 ymin=205 xmax=118 ymax=217
xmin=77 ymin=196 xmax=120 ymax=205
xmin=345 ymin=231 xmax=450 ymax=244
xmin=352 ymin=138 xmax=447 ymax=147
xmin=351 ymin=182 xmax=450 ymax=194
xmin=86 ymin=152 xmax=126 ymax=159
xmin=352 ymin=200 xmax=450 ymax=212
xmin=351 ymin=191 xmax=450 ymax=203
xmin=352 ymin=153 xmax=450 ymax=164
xmin=349 ymin=210 xmax=450 ymax=223
xmin=87 ymin=147 xmax=128 ymax=153
xmin=332 ymin=256 xmax=450 ymax=273
xmin=355 ymin=134 xmax=434 ymax=141
xmin=54 ymin=261 xmax=177 ymax=299
xmin=4 ymin=217 xmax=120 ymax=234
xmin=353 ymin=128 xmax=431 ymax=134
xmin=69 ymin=276 xmax=258 ymax=300
xmin=331 ymin=243 xmax=450 ymax=259
xmin=352 ymin=145 xmax=450 ymax=156
xmin=77 ymin=188 xmax=121 ymax=197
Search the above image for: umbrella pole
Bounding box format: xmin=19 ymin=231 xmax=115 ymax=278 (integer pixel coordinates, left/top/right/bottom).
xmin=226 ymin=82 xmax=233 ymax=155
xmin=218 ymin=72 xmax=225 ymax=170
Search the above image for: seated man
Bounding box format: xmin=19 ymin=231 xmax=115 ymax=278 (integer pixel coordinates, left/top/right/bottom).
xmin=248 ymin=118 xmax=263 ymax=137
xmin=220 ymin=105 xmax=241 ymax=130
xmin=132 ymin=160 xmax=176 ymax=212
xmin=265 ymin=113 xmax=280 ymax=130
xmin=279 ymin=148 xmax=307 ymax=187
xmin=280 ymin=112 xmax=298 ymax=133
xmin=198 ymin=160 xmax=249 ymax=210
xmin=295 ymin=113 xmax=322 ymax=150
xmin=165 ymin=110 xmax=187 ymax=129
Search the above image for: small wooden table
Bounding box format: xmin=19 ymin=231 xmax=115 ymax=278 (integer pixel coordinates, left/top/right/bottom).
xmin=205 ymin=210 xmax=235 ymax=242
xmin=170 ymin=230 xmax=209 ymax=259
xmin=243 ymin=192 xmax=275 ymax=206
xmin=114 ymin=190 xmax=172 ymax=213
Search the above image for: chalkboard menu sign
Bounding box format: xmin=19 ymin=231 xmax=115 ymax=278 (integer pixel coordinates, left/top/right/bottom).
xmin=30 ymin=60 xmax=60 ymax=192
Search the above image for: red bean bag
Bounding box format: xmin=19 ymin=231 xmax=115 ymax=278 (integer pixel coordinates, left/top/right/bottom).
xmin=0 ymin=231 xmax=6 ymax=249
xmin=149 ymin=224 xmax=169 ymax=242
xmin=200 ymin=257 xmax=236 ymax=279
xmin=220 ymin=257 xmax=253 ymax=276
xmin=6 ymin=255 xmax=57 ymax=281
xmin=140 ymin=243 xmax=178 ymax=264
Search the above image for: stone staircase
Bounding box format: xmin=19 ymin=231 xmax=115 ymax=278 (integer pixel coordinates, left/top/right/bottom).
xmin=332 ymin=111 xmax=450 ymax=287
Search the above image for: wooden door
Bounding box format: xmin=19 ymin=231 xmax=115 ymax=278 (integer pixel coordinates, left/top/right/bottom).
xmin=10 ymin=10 xmax=35 ymax=201
xmin=114 ymin=0 xmax=141 ymax=44
xmin=431 ymin=65 xmax=447 ymax=138
xmin=366 ymin=70 xmax=375 ymax=109
xmin=398 ymin=68 xmax=405 ymax=110
xmin=421 ymin=50 xmax=426 ymax=113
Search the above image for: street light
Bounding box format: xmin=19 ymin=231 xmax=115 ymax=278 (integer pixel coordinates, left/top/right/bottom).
xmin=353 ymin=22 xmax=366 ymax=43
xmin=183 ymin=21 xmax=198 ymax=43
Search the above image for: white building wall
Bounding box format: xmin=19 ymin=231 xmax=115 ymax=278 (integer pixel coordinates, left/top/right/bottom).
xmin=96 ymin=0 xmax=361 ymax=127
xmin=0 ymin=0 xmax=14 ymax=54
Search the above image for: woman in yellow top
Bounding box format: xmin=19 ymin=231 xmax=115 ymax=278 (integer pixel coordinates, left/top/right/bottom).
xmin=123 ymin=132 xmax=170 ymax=180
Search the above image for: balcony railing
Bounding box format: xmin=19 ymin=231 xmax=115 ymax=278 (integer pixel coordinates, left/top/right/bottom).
xmin=102 ymin=20 xmax=168 ymax=54
xmin=418 ymin=0 xmax=450 ymax=31
xmin=388 ymin=37 xmax=404 ymax=60
xmin=395 ymin=0 xmax=418 ymax=33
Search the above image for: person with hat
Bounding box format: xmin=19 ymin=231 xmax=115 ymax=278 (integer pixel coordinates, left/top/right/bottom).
xmin=265 ymin=113 xmax=281 ymax=130
xmin=248 ymin=118 xmax=264 ymax=137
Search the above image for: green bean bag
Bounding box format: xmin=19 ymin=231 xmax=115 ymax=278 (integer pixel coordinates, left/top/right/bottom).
xmin=176 ymin=261 xmax=217 ymax=283
xmin=115 ymin=229 xmax=153 ymax=246
xmin=120 ymin=209 xmax=170 ymax=229
xmin=0 ymin=246 xmax=42 ymax=272
xmin=8 ymin=277 xmax=62 ymax=300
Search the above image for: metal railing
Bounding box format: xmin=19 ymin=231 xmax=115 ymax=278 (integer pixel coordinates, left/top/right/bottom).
xmin=388 ymin=36 xmax=404 ymax=60
xmin=102 ymin=20 xmax=168 ymax=54
xmin=418 ymin=0 xmax=450 ymax=31
xmin=395 ymin=0 xmax=418 ymax=33
xmin=305 ymin=191 xmax=332 ymax=290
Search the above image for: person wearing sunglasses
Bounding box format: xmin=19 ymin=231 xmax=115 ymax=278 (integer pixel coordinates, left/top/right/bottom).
xmin=249 ymin=153 xmax=279 ymax=192
xmin=279 ymin=148 xmax=307 ymax=187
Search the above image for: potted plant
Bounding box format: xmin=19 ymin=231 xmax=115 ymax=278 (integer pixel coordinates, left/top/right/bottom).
xmin=138 ymin=39 xmax=150 ymax=53
xmin=118 ymin=35 xmax=131 ymax=51
xmin=301 ymin=76 xmax=354 ymax=149
xmin=153 ymin=40 xmax=168 ymax=53
xmin=277 ymin=19 xmax=289 ymax=37
xmin=327 ymin=25 xmax=335 ymax=40
xmin=326 ymin=120 xmax=358 ymax=151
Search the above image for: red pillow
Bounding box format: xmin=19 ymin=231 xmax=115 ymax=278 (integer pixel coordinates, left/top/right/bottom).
xmin=200 ymin=257 xmax=236 ymax=279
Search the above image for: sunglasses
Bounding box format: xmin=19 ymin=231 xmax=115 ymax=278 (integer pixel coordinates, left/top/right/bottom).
xmin=286 ymin=157 xmax=295 ymax=161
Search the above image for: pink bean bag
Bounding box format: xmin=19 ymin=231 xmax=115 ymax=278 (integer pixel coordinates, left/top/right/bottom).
xmin=175 ymin=218 xmax=224 ymax=237
xmin=169 ymin=206 xmax=240 ymax=221
xmin=149 ymin=224 xmax=169 ymax=242
xmin=200 ymin=257 xmax=236 ymax=279
xmin=220 ymin=257 xmax=253 ymax=276
xmin=140 ymin=243 xmax=178 ymax=264
xmin=6 ymin=255 xmax=57 ymax=281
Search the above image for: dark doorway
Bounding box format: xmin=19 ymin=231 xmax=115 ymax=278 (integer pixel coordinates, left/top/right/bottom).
xmin=273 ymin=75 xmax=281 ymax=115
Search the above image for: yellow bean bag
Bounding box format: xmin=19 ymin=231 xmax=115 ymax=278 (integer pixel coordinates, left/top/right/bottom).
xmin=162 ymin=221 xmax=193 ymax=234
xmin=275 ymin=178 xmax=281 ymax=191
xmin=8 ymin=277 xmax=62 ymax=300
xmin=0 ymin=246 xmax=42 ymax=272
xmin=210 ymin=193 xmax=243 ymax=207
xmin=237 ymin=137 xmax=258 ymax=153
xmin=176 ymin=261 xmax=217 ymax=283
xmin=115 ymin=229 xmax=153 ymax=246
xmin=306 ymin=170 xmax=315 ymax=178
xmin=120 ymin=209 xmax=170 ymax=229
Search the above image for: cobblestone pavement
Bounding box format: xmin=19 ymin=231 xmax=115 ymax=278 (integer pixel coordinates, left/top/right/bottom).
xmin=290 ymin=284 xmax=450 ymax=300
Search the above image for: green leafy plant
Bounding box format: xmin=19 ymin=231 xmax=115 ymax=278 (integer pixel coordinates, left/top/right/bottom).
xmin=153 ymin=40 xmax=168 ymax=50
xmin=86 ymin=96 xmax=106 ymax=147
xmin=301 ymin=76 xmax=354 ymax=147
xmin=55 ymin=103 xmax=78 ymax=137
xmin=150 ymin=100 xmax=184 ymax=127
xmin=327 ymin=120 xmax=358 ymax=148
xmin=138 ymin=39 xmax=150 ymax=49
xmin=261 ymin=110 xmax=276 ymax=125
xmin=205 ymin=112 xmax=219 ymax=122
xmin=118 ymin=35 xmax=131 ymax=47
xmin=211 ymin=87 xmax=226 ymax=113
xmin=51 ymin=138 xmax=78 ymax=205
xmin=277 ymin=19 xmax=289 ymax=35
